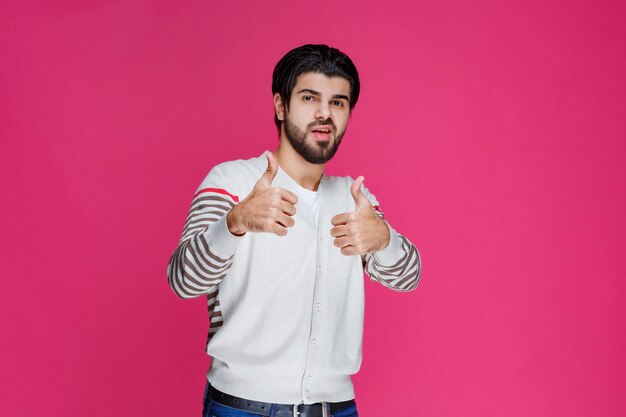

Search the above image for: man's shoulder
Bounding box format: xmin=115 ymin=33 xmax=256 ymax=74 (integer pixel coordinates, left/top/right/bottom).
xmin=205 ymin=151 xmax=269 ymax=184
xmin=323 ymin=173 xmax=380 ymax=206
xmin=196 ymin=151 xmax=268 ymax=195
xmin=323 ymin=173 xmax=354 ymax=190
xmin=211 ymin=151 xmax=268 ymax=176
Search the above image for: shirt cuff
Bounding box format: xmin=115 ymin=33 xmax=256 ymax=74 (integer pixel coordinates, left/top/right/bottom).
xmin=372 ymin=223 xmax=405 ymax=266
xmin=201 ymin=212 xmax=243 ymax=259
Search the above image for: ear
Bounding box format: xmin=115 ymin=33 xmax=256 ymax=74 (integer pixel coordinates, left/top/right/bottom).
xmin=273 ymin=93 xmax=285 ymax=121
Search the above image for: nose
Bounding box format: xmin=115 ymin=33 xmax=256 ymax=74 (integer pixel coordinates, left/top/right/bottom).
xmin=315 ymin=101 xmax=331 ymax=120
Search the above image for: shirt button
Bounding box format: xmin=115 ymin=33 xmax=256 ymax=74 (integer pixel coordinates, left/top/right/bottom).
xmin=311 ymin=339 xmax=318 ymax=347
xmin=306 ymin=376 xmax=313 ymax=382
xmin=305 ymin=390 xmax=310 ymax=398
xmin=315 ymin=303 xmax=321 ymax=311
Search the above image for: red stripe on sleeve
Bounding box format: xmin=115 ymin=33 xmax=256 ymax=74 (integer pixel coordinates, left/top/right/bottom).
xmin=194 ymin=188 xmax=239 ymax=202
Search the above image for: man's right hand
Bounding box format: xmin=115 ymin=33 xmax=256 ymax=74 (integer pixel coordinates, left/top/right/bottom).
xmin=226 ymin=153 xmax=298 ymax=236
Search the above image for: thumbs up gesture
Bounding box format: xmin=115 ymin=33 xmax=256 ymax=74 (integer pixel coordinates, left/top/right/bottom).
xmin=330 ymin=176 xmax=391 ymax=256
xmin=226 ymin=153 xmax=298 ymax=236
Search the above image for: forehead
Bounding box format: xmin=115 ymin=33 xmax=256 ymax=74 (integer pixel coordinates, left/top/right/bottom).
xmin=292 ymin=72 xmax=351 ymax=98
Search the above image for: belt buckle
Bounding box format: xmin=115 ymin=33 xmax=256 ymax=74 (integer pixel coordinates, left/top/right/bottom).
xmin=292 ymin=402 xmax=329 ymax=417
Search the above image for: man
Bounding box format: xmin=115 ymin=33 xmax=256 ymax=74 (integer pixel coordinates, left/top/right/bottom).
xmin=167 ymin=44 xmax=421 ymax=417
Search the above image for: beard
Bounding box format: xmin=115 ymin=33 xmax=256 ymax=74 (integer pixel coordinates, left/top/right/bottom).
xmin=283 ymin=115 xmax=345 ymax=164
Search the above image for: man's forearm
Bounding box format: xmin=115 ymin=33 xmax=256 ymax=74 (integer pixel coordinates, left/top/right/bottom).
xmin=168 ymin=190 xmax=242 ymax=299
xmin=362 ymin=210 xmax=422 ymax=292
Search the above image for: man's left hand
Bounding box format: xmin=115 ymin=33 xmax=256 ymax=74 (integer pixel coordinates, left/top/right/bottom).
xmin=330 ymin=176 xmax=391 ymax=256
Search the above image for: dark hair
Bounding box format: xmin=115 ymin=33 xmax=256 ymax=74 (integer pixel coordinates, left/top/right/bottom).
xmin=271 ymin=44 xmax=360 ymax=132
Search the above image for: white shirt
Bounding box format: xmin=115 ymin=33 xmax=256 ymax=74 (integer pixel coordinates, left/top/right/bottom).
xmin=292 ymin=180 xmax=321 ymax=227
xmin=167 ymin=151 xmax=421 ymax=404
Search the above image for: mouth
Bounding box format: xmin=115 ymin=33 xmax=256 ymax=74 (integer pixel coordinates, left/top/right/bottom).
xmin=310 ymin=125 xmax=333 ymax=142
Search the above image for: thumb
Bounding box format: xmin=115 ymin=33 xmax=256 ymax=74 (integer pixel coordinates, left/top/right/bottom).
xmin=257 ymin=153 xmax=278 ymax=188
xmin=350 ymin=176 xmax=371 ymax=210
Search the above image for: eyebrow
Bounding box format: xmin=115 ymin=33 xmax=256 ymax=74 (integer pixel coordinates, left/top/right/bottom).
xmin=297 ymin=89 xmax=350 ymax=102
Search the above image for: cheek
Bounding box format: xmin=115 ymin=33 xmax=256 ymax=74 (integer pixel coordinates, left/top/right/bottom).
xmin=335 ymin=113 xmax=350 ymax=131
xmin=291 ymin=108 xmax=314 ymax=125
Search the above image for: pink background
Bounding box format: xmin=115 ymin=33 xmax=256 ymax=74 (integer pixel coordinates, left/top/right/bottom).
xmin=2 ymin=1 xmax=625 ymax=416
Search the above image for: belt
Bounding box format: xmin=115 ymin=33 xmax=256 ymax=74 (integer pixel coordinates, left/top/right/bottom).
xmin=207 ymin=385 xmax=355 ymax=417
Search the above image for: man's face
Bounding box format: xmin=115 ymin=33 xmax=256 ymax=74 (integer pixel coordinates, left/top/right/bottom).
xmin=279 ymin=72 xmax=351 ymax=164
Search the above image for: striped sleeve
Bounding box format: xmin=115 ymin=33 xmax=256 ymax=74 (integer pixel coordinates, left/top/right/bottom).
xmin=167 ymin=167 xmax=243 ymax=299
xmin=360 ymin=189 xmax=422 ymax=292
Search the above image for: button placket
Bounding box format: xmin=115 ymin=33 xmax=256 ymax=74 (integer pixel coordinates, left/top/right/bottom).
xmin=300 ymin=184 xmax=329 ymax=402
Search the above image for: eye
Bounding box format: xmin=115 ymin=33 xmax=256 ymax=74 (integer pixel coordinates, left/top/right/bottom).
xmin=303 ymin=95 xmax=315 ymax=102
xmin=333 ymin=100 xmax=344 ymax=108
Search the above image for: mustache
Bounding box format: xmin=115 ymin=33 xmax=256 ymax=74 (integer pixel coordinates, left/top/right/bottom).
xmin=308 ymin=119 xmax=336 ymax=130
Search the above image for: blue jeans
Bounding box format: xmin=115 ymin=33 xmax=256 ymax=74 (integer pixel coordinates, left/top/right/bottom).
xmin=202 ymin=382 xmax=359 ymax=417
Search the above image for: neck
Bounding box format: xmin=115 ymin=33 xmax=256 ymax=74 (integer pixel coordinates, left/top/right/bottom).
xmin=273 ymin=137 xmax=325 ymax=192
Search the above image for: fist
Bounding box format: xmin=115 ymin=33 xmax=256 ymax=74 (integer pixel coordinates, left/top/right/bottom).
xmin=227 ymin=153 xmax=298 ymax=236
xmin=330 ymin=176 xmax=390 ymax=256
